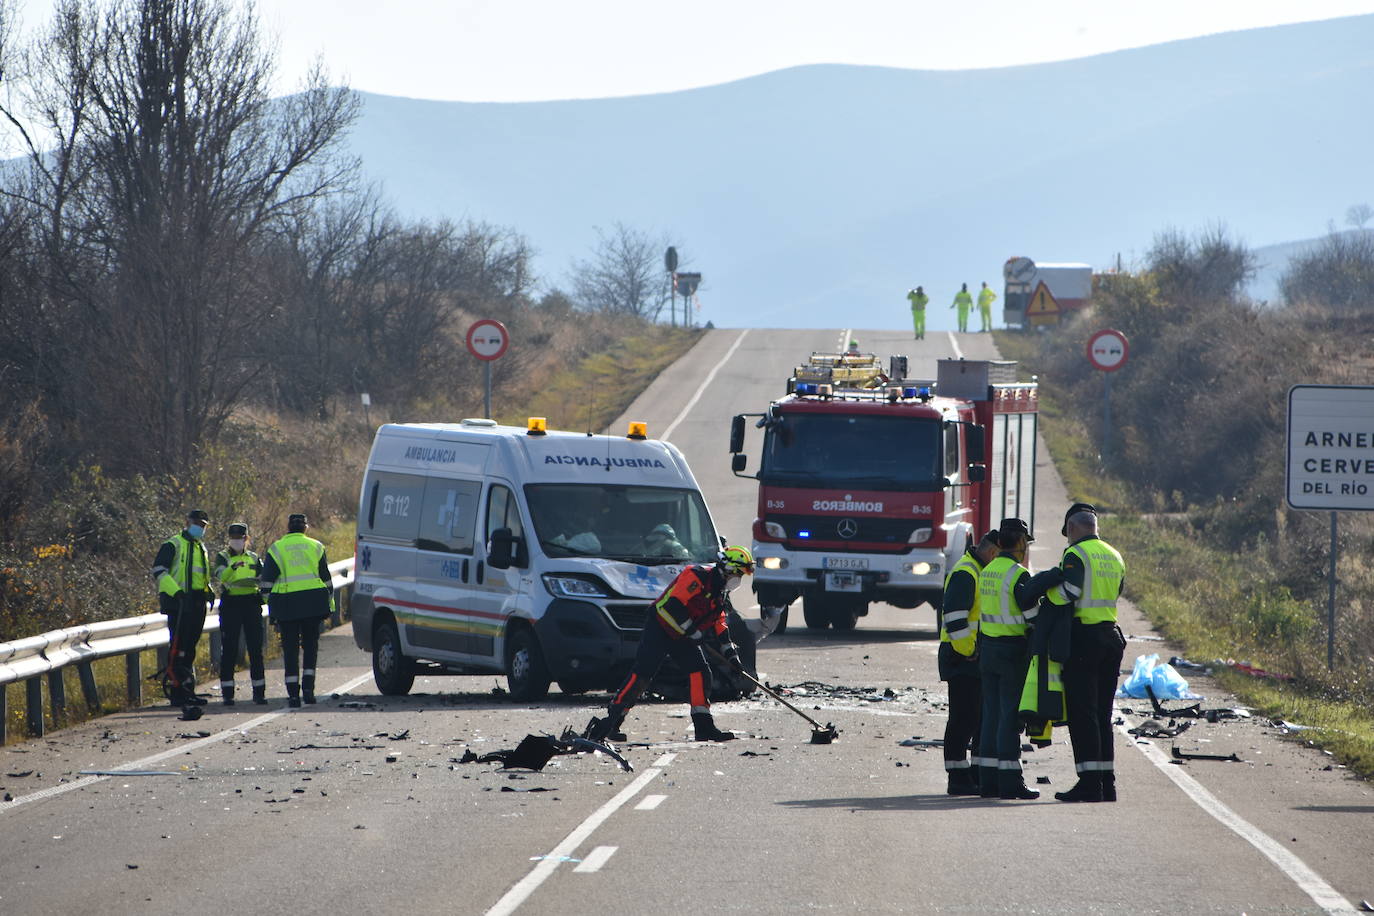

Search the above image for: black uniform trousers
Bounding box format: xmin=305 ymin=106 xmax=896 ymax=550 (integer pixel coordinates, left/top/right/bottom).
xmin=938 ymin=641 xmax=981 ymax=768
xmin=277 ymin=619 xmax=323 ymax=696
xmin=217 ymin=594 xmax=266 ymax=686
xmin=161 ymin=592 xmax=209 ymax=700
xmin=608 ymin=620 xmax=712 ymax=716
xmin=1063 ymin=620 xmax=1127 ymax=770
xmin=978 ymin=635 xmax=1029 ymax=780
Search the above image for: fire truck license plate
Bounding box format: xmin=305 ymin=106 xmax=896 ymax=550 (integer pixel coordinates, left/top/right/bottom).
xmin=824 ymin=572 xmax=862 ymax=592
xmin=823 ymin=557 xmax=869 ymax=570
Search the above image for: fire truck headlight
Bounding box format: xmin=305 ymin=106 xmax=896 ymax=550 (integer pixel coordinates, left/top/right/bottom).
xmin=760 ymin=556 xmax=787 ymax=570
xmin=907 ymin=527 xmax=933 ymax=544
xmin=907 ymin=561 xmax=934 ymax=576
xmin=764 ymin=521 xmax=787 ymax=538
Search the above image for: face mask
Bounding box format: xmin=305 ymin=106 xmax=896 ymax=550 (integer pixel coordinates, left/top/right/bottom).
xmin=229 ymin=538 xmax=246 ymax=552
xmin=723 ymin=574 xmax=743 ymax=592
xmin=187 ymin=524 xmax=205 ymax=539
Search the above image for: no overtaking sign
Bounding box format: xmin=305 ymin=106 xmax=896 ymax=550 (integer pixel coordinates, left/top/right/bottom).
xmin=1286 ymin=385 xmax=1374 ymax=511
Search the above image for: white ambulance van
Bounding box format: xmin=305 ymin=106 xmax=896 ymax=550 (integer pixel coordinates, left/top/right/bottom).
xmin=351 ymin=418 xmax=722 ymax=700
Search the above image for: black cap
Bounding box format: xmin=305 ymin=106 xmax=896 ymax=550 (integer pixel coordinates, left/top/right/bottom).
xmin=227 ymin=522 xmax=248 ymax=537
xmin=187 ymin=509 xmax=210 ymax=523
xmin=998 ymin=517 xmax=1032 ymax=545
xmin=1061 ymin=502 xmax=1097 ymax=536
xmin=288 ymin=513 xmax=308 ymax=528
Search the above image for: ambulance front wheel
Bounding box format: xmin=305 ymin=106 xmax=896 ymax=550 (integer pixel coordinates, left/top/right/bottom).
xmin=373 ymin=617 xmax=415 ymax=696
xmin=505 ymin=626 xmax=552 ymax=701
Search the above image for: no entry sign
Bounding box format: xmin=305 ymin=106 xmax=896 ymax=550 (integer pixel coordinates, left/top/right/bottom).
xmin=1086 ymin=329 xmax=1129 ymax=372
xmin=466 ymin=319 xmax=509 ymax=361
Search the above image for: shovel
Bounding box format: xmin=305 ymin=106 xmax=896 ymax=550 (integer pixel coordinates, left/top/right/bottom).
xmin=704 ymin=644 xmax=840 ymax=744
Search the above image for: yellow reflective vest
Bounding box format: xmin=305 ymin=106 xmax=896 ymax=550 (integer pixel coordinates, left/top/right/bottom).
xmin=1047 ymin=537 xmax=1124 ymax=624
xmin=978 ymin=287 xmax=997 ymax=309
xmin=940 ymin=552 xmax=983 ymax=656
xmin=977 ymin=555 xmax=1033 ymax=636
xmin=158 ymin=534 xmax=209 ymax=597
xmin=266 ymin=533 xmax=328 ymax=594
xmin=215 ymin=549 xmax=261 ymax=596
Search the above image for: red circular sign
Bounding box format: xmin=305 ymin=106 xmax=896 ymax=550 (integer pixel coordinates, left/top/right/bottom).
xmin=466 ymin=319 xmax=510 ymax=361
xmin=1086 ymin=328 xmax=1129 ymax=372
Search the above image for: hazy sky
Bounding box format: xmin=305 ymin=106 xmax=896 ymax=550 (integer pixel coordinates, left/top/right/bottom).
xmin=12 ymin=0 xmax=1374 ymax=101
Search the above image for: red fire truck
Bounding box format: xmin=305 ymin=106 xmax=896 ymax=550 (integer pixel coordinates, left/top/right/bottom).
xmin=728 ymin=355 xmax=1038 ymax=631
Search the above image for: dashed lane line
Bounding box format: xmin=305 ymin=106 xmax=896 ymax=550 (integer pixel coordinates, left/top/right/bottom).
xmin=947 ymin=330 xmax=963 ymax=359
xmin=485 ymin=764 xmax=666 ymax=916
xmin=573 ymin=846 xmax=618 ymax=873
xmin=661 ymin=329 xmax=750 ymax=442
xmin=634 ymin=794 xmax=667 ymax=811
xmin=1118 ymin=715 xmax=1356 ymax=914
xmin=0 ymin=671 xmax=374 ymax=816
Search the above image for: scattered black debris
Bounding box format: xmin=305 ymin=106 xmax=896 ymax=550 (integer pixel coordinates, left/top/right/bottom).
xmin=6 ymin=770 xmax=33 ymax=778
xmin=1171 ymin=747 xmax=1243 ymax=763
xmin=899 ymin=738 xmax=943 ymax=748
xmin=126 ymin=864 xmax=139 ymax=870
xmin=490 ymin=686 xmax=507 ymax=696
xmin=291 ymin=788 xmax=305 ymax=794
xmin=178 ymin=707 xmax=203 ymax=722
xmin=1036 ymin=776 xmax=1051 ymax=784
xmin=1358 ymin=900 xmax=1373 ymax=912
xmin=883 ymin=688 xmax=896 ymax=698
xmin=3 ymin=793 xmax=12 ymax=801
xmin=385 ymin=755 xmax=399 ymax=763
xmin=338 ymin=701 xmax=377 ymax=710
xmin=175 ymin=731 xmax=212 ymax=739
xmin=374 ymin=729 xmax=410 ymax=741
xmin=287 ymin=744 xmax=384 ymax=751
xmin=1128 ymin=719 xmax=1193 ymax=739
xmin=895 ymin=761 xmax=905 ymax=767
xmin=354 ymin=824 xmax=365 ymax=830
xmin=455 ymin=750 xmax=479 ymax=764
xmin=78 ymin=770 xmax=178 ymax=777
xmin=476 ymin=735 xmax=564 ymax=771
xmin=739 ymin=750 xmax=771 ymax=758
xmin=499 ymin=785 xmax=552 ymax=793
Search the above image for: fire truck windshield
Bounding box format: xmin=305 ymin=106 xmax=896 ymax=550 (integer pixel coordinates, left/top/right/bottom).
xmin=761 ymin=414 xmax=943 ymax=491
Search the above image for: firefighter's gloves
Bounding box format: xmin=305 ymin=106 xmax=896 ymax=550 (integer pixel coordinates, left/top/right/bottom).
xmin=718 ymin=639 xmax=741 ymax=667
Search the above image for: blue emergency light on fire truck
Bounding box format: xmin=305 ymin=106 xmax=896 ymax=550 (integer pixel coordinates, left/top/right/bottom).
xmin=727 ymin=357 xmax=1038 ymax=632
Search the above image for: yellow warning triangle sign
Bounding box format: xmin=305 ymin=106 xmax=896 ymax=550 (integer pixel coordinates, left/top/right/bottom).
xmin=1026 ymin=281 xmax=1060 ymax=316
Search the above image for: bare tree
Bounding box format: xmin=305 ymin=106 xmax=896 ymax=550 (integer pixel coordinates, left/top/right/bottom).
xmin=1280 ymin=229 xmax=1374 ymax=312
xmin=570 ymin=222 xmax=673 ymax=320
xmin=1146 ymin=223 xmax=1255 ymax=306
xmin=0 ymin=0 xmax=359 ymax=472
xmin=1345 ymin=203 xmax=1373 ymax=230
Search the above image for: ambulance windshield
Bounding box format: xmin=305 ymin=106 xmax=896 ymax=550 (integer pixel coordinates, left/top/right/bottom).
xmin=526 ymin=484 xmax=719 ymax=563
xmin=761 ymin=414 xmax=942 ymax=490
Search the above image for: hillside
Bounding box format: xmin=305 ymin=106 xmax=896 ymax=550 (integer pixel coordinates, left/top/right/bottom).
xmin=346 ymin=16 xmax=1374 ymax=330
xmin=1247 ymin=228 xmax=1374 ymax=304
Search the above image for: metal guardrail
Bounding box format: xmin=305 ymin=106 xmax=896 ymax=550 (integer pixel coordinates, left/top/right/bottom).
xmin=0 ymin=557 xmax=354 ymax=745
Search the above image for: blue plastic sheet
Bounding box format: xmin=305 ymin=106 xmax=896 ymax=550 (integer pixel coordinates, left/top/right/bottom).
xmin=1116 ymin=653 xmax=1203 ymax=700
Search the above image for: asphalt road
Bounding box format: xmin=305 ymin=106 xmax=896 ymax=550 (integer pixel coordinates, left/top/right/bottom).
xmin=2 ymin=328 xmax=1371 ymax=915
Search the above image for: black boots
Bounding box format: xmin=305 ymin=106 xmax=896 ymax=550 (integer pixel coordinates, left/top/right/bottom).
xmin=998 ymin=770 xmax=1040 ymax=800
xmin=252 ymin=686 xmax=268 ymax=705
xmin=1101 ymin=773 xmax=1117 ymax=802
xmin=978 ymin=766 xmax=999 ymax=798
xmin=692 ymin=712 xmax=736 ymax=742
xmin=221 ymin=685 xmax=235 ymax=706
xmin=946 ymin=768 xmax=981 ymax=796
xmin=302 ymin=676 xmax=316 ymax=705
xmin=1055 ymin=774 xmax=1104 ymax=803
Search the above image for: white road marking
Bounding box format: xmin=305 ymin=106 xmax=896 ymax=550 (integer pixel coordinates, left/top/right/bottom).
xmin=485 ymin=766 xmax=664 ymax=916
xmin=661 ymin=329 xmax=751 ymax=441
xmin=947 ymin=331 xmax=963 ymax=358
xmin=0 ymin=671 xmax=374 ymax=815
xmin=635 ymin=794 xmax=667 ymax=811
xmin=837 ymin=329 xmax=851 ymax=353
xmin=653 ymin=752 xmax=677 ymax=766
xmin=573 ymin=845 xmax=618 ymax=873
xmin=1118 ymin=716 xmax=1356 ymax=913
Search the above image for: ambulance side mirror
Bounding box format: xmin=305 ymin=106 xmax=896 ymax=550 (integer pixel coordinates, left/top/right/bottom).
xmin=488 ymin=527 xmax=517 ymax=570
xmin=967 ymin=465 xmax=987 ymax=483
xmin=731 ymin=453 xmax=747 ymax=473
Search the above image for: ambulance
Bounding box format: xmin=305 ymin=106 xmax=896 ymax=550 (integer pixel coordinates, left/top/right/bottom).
xmin=351 ymin=418 xmax=721 ymax=700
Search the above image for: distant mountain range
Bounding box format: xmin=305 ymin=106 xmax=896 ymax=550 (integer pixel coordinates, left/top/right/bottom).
xmin=345 ymin=16 xmax=1374 ymax=330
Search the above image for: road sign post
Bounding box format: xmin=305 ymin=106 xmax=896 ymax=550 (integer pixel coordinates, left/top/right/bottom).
xmin=1086 ymin=328 xmax=1129 ymax=462
xmin=665 ymin=247 xmax=679 ymax=328
xmin=1286 ymin=384 xmax=1374 ymax=668
xmin=466 ymin=319 xmax=510 ymax=419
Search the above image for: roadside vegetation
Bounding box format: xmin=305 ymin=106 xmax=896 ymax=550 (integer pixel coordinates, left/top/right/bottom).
xmin=996 ymin=224 xmax=1374 ymax=777
xmin=0 ymin=0 xmax=700 ymax=737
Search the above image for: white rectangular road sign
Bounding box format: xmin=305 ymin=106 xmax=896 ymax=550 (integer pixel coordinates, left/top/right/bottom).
xmin=1286 ymin=385 xmax=1374 ymax=511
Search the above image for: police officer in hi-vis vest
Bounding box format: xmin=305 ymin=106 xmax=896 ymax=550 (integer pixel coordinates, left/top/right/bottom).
xmin=1045 ymin=503 xmax=1127 ymax=803
xmin=975 ymin=518 xmax=1064 ymax=800
xmin=938 ymin=531 xmax=998 ymax=795
xmin=214 ymin=522 xmax=268 ymax=705
xmin=259 ymin=514 xmax=334 ymax=707
xmin=151 ymin=509 xmax=213 ymax=710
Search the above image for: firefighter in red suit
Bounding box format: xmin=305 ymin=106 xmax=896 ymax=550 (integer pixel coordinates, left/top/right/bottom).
xmin=586 ymin=546 xmax=755 ymax=743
